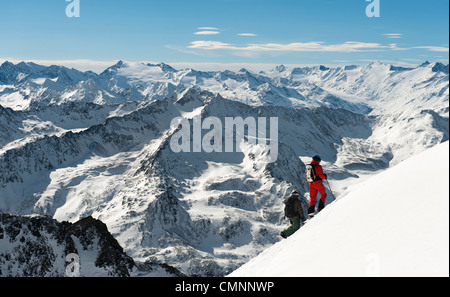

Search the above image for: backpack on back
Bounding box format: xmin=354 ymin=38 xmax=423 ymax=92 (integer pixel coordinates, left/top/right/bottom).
xmin=305 ymin=164 xmax=318 ymax=183
xmin=284 ymin=196 xmax=298 ymax=218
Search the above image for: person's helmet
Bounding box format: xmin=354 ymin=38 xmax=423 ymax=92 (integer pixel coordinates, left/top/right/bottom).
xmin=313 ymin=155 xmax=321 ymax=162
xmin=291 ymin=190 xmax=299 ymax=196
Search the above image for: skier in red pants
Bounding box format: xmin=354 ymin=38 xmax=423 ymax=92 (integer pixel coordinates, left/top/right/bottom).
xmin=307 ymin=155 xmax=328 ymax=217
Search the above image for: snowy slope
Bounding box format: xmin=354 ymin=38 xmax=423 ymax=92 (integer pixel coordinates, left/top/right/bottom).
xmin=230 ymin=141 xmax=449 ymax=277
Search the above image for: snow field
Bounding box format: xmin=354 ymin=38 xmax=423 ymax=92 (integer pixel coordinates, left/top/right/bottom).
xmin=230 ymin=142 xmax=449 ymax=277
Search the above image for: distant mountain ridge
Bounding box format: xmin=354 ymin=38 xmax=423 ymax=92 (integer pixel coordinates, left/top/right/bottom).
xmin=1 ymin=60 xmax=448 ymax=117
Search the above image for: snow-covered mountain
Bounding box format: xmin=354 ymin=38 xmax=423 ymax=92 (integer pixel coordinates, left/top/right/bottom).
xmin=0 ymin=90 xmax=371 ymax=275
xmin=0 ymin=214 xmax=186 ymax=277
xmin=0 ymin=214 xmax=133 ymax=277
xmin=0 ymin=61 xmax=448 ymax=276
xmin=265 ymin=61 xmax=449 ymax=116
xmin=230 ymin=142 xmax=449 ymax=277
xmin=1 ymin=61 xmax=448 ymax=116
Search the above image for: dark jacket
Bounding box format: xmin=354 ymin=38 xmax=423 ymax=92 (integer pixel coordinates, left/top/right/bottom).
xmin=284 ymin=195 xmax=306 ymax=221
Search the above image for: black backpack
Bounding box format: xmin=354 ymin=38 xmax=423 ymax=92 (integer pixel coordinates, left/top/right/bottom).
xmin=284 ymin=196 xmax=298 ymax=218
xmin=305 ymin=164 xmax=318 ymax=183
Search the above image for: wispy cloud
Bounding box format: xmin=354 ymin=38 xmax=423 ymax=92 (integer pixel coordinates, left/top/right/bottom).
xmin=385 ymin=43 xmax=449 ymax=53
xmin=194 ymin=27 xmax=221 ymax=35
xmin=237 ymin=33 xmax=258 ymax=37
xmin=187 ymin=40 xmax=450 ymax=55
xmin=383 ymin=33 xmax=403 ymax=39
xmin=194 ymin=31 xmax=221 ymax=35
xmin=413 ymin=46 xmax=449 ymax=53
xmin=388 ymin=43 xmax=409 ymax=51
xmin=188 ymin=41 xmax=232 ymax=50
xmin=198 ymin=27 xmax=219 ymax=30
xmin=188 ymin=41 xmax=389 ymax=52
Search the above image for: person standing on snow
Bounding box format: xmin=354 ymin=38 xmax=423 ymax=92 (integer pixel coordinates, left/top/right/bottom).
xmin=306 ymin=155 xmax=328 ymax=218
xmin=280 ymin=190 xmax=306 ymax=239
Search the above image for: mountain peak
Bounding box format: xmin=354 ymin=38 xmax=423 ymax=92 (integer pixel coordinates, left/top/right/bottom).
xmin=146 ymin=62 xmax=177 ymax=72
xmin=99 ymin=60 xmax=126 ymax=77
xmin=389 ymin=65 xmax=414 ymax=72
xmin=0 ymin=213 xmax=135 ymax=276
xmin=431 ymin=62 xmax=449 ymax=74
xmin=0 ymin=60 xmax=15 ymax=69
xmin=111 ymin=60 xmax=125 ymax=69
xmin=274 ymin=65 xmax=288 ymax=72
xmin=158 ymin=62 xmax=177 ymax=72
xmin=343 ymin=65 xmax=358 ymax=71
xmin=368 ymin=61 xmax=384 ymax=67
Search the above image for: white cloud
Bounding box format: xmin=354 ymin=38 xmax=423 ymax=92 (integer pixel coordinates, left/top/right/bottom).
xmin=237 ymin=33 xmax=257 ymax=37
xmin=188 ymin=40 xmax=389 ymax=52
xmin=198 ymin=27 xmax=219 ymax=30
xmin=413 ymin=46 xmax=449 ymax=53
xmin=187 ymin=40 xmax=450 ymax=55
xmin=383 ymin=33 xmax=403 ymax=39
xmin=194 ymin=31 xmax=221 ymax=35
xmin=189 ymin=41 xmax=233 ymax=50
xmin=388 ymin=43 xmax=409 ymax=51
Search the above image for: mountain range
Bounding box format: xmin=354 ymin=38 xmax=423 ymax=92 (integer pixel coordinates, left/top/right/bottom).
xmin=1 ymin=60 xmax=448 ymax=115
xmin=0 ymin=60 xmax=448 ymax=276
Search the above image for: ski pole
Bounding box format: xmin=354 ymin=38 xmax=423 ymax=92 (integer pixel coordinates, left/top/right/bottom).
xmin=325 ymin=179 xmax=335 ymax=199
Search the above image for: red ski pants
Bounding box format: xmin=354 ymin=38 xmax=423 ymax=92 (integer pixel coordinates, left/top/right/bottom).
xmin=308 ymin=181 xmax=327 ymax=213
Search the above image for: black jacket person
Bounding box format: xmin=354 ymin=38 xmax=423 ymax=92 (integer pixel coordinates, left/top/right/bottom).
xmin=280 ymin=190 xmax=306 ymax=239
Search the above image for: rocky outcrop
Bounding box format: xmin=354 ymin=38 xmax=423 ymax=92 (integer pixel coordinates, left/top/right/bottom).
xmin=0 ymin=214 xmax=133 ymax=277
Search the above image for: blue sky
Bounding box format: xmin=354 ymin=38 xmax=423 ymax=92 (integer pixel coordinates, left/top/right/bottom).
xmin=0 ymin=0 xmax=448 ymax=71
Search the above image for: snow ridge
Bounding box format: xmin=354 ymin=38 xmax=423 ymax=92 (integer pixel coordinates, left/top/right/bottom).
xmin=230 ymin=142 xmax=449 ymax=277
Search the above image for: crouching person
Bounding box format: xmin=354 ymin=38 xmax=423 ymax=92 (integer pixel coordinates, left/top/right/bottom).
xmin=280 ymin=190 xmax=306 ymax=239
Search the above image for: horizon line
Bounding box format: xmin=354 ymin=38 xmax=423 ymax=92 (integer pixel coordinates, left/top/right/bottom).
xmin=1 ymin=58 xmax=448 ymax=74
